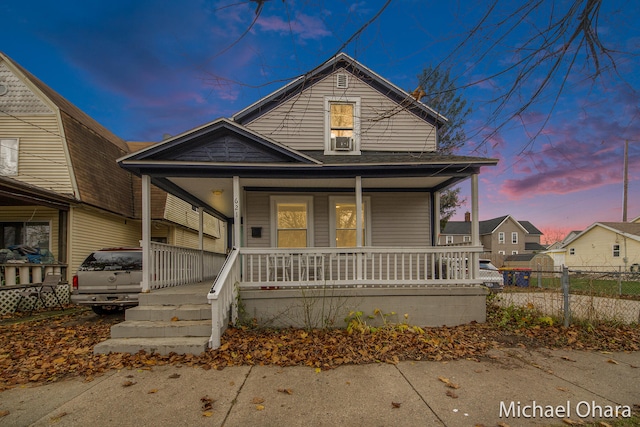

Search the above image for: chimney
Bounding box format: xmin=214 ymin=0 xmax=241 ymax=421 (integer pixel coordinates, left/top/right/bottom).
xmin=464 ymin=211 xmax=471 ymax=222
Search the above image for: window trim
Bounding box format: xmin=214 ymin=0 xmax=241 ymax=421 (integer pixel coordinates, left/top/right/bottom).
xmin=569 ymin=248 xmax=575 ymax=255
xmin=498 ymin=232 xmax=505 ymax=244
xmin=463 ymin=235 xmax=471 ymax=242
xmin=329 ymin=196 xmax=371 ymax=247
xmin=324 ymin=96 xmax=361 ymax=155
xmin=612 ymin=244 xmax=620 ymax=258
xmin=270 ymin=196 xmax=314 ymax=248
xmin=512 ymin=232 xmax=518 ymax=244
xmin=445 ymin=235 xmax=454 ymax=244
xmin=0 ymin=138 xmax=19 ymax=176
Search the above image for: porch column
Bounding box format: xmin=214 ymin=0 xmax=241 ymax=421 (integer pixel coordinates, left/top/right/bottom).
xmin=355 ymin=176 xmax=363 ymax=279
xmin=471 ymin=173 xmax=480 ymax=280
xmin=433 ymin=190 xmax=441 ymax=246
xmin=198 ymin=207 xmax=204 ymax=281
xmin=233 ymin=176 xmax=241 ymax=248
xmin=141 ymin=174 xmax=151 ymax=293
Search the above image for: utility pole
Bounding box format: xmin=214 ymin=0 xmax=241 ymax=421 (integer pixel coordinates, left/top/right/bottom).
xmin=623 ymin=139 xmax=628 ymax=222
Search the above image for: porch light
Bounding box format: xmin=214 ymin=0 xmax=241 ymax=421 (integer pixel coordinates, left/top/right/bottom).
xmin=212 ymin=189 xmax=224 ymax=196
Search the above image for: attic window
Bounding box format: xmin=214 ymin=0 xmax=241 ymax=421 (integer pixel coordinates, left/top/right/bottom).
xmin=0 ymin=83 xmax=7 ymax=96
xmin=336 ymin=73 xmax=348 ymax=89
xmin=324 ymin=97 xmax=361 ymax=155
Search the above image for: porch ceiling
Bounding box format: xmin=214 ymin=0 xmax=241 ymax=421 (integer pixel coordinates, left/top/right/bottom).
xmin=167 ymin=176 xmax=451 ymax=218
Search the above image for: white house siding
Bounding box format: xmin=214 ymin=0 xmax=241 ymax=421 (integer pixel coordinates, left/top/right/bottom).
xmin=0 ymin=206 xmax=59 ymax=257
xmin=244 ymin=191 xmax=430 ymax=248
xmin=564 ymin=226 xmax=640 ymax=271
xmin=163 ymin=194 xmax=221 ymax=239
xmin=244 ymin=71 xmax=437 ymax=152
xmin=170 ymin=226 xmax=223 ymax=253
xmin=68 ymin=206 xmax=141 ymax=278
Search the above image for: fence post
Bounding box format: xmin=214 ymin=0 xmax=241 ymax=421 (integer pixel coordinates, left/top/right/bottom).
xmin=618 ymin=266 xmax=622 ymax=296
xmin=537 ymin=265 xmax=542 ymax=288
xmin=562 ymin=266 xmax=570 ymax=327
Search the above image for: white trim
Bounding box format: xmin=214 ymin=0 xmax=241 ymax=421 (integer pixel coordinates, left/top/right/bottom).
xmin=270 ymin=195 xmax=314 ymax=248
xmin=498 ymin=232 xmax=505 ymax=244
xmin=511 ymin=232 xmax=518 ymax=244
xmin=324 ymin=96 xmax=361 ymax=155
xmin=329 ymin=195 xmax=371 ymax=247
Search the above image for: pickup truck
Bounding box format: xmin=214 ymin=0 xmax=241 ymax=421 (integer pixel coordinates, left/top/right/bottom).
xmin=70 ymin=247 xmax=142 ymax=314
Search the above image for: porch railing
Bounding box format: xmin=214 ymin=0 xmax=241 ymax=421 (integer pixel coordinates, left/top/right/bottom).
xmin=148 ymin=241 xmax=226 ymax=290
xmin=207 ymin=247 xmax=240 ymax=348
xmin=239 ymin=246 xmax=484 ymax=288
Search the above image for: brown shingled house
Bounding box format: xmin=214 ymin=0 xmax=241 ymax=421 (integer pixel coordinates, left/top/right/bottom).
xmin=0 ymin=52 xmax=225 ymax=295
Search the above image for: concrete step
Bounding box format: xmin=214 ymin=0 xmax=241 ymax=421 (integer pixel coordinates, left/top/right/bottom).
xmin=125 ymin=304 xmax=211 ymax=321
xmin=110 ymin=320 xmax=211 ymax=338
xmin=94 ymin=337 xmax=209 ymax=356
xmin=139 ymin=291 xmax=209 ymax=306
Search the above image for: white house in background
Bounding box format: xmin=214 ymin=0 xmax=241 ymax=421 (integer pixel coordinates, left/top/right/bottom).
xmin=560 ymin=222 xmax=640 ymax=271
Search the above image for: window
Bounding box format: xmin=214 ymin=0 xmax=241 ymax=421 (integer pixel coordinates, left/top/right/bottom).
xmin=0 ymin=138 xmax=19 ymax=175
xmin=270 ymin=196 xmax=314 ymax=248
xmin=330 ymin=196 xmax=370 ymax=247
xmin=498 ymin=250 xmax=506 ymax=255
xmin=511 ymin=232 xmax=518 ymax=244
xmin=512 ymin=251 xmax=518 ymax=255
xmin=498 ymin=232 xmax=505 ymax=244
xmin=613 ymin=244 xmax=620 ymax=257
xmin=569 ymin=248 xmax=575 ymax=255
xmin=463 ymin=236 xmax=471 ymax=242
xmin=0 ymin=221 xmax=50 ymax=250
xmin=324 ymin=97 xmax=360 ymax=154
xmin=446 ymin=235 xmax=454 ymax=244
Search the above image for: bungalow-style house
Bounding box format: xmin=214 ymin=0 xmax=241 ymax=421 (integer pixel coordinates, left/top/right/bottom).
xmin=440 ymin=214 xmax=544 ymax=258
xmin=559 ymin=222 xmax=640 ymax=271
xmin=115 ymin=53 xmax=499 ymax=352
xmin=0 ymin=52 xmax=225 ymax=313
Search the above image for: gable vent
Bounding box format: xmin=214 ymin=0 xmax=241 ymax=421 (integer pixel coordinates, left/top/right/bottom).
xmin=336 ymin=73 xmax=348 ymax=89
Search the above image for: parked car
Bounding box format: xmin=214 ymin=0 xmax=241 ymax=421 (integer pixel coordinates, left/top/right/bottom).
xmin=479 ymin=259 xmax=504 ymax=292
xmin=71 ymin=247 xmax=142 ymax=314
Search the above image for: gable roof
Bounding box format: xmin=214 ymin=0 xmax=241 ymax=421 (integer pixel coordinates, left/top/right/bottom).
xmin=233 ymin=52 xmax=447 ymax=127
xmin=1 ymin=52 xmax=136 ymax=218
xmin=442 ymin=215 xmax=537 ymax=235
xmin=561 ymin=222 xmax=640 ymax=248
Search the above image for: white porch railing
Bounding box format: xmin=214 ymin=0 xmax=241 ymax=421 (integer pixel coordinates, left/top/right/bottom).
xmin=207 ymin=247 xmax=240 ymax=348
xmin=148 ymin=241 xmax=226 ymax=290
xmin=239 ymin=247 xmax=484 ymax=288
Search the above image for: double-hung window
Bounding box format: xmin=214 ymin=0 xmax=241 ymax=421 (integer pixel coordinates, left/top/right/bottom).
xmin=329 ymin=196 xmax=370 ymax=247
xmin=498 ymin=232 xmax=505 ymax=244
xmin=612 ymin=244 xmax=620 ymax=257
xmin=511 ymin=232 xmax=518 ymax=244
xmin=271 ymin=196 xmax=314 ymax=248
xmin=325 ymin=97 xmax=360 ymax=155
xmin=0 ymin=139 xmax=19 ymax=175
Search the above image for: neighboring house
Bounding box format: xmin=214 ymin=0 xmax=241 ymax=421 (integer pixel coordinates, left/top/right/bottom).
xmin=560 ymin=222 xmax=640 ymax=271
xmin=440 ymin=214 xmax=544 ymax=256
xmin=0 ymin=52 xmax=224 ymax=292
xmin=118 ymin=52 xmax=499 ymax=349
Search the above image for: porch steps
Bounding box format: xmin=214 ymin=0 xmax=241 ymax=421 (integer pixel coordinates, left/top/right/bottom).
xmin=94 ymin=282 xmax=213 ymax=356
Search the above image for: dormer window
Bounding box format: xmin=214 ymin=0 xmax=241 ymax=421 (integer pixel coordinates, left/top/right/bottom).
xmin=325 ymin=96 xmax=361 ymax=155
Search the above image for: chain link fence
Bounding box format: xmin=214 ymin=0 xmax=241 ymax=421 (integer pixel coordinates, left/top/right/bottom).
xmin=495 ymin=267 xmax=640 ymax=325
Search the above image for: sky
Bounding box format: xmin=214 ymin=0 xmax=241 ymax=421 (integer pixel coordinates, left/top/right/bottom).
xmin=2 ymin=0 xmax=639 ymax=243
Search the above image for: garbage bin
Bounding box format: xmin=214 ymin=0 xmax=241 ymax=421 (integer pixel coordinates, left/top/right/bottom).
xmin=500 ymin=268 xmax=531 ymax=287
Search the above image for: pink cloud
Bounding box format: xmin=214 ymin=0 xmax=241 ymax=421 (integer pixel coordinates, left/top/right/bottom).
xmin=257 ymin=13 xmax=331 ymax=40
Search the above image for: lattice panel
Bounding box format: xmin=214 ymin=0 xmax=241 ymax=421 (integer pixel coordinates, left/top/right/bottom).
xmin=0 ymin=285 xmax=70 ymax=315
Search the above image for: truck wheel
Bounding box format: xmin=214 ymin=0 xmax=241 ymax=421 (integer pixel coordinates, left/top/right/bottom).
xmin=91 ymin=306 xmax=121 ymax=315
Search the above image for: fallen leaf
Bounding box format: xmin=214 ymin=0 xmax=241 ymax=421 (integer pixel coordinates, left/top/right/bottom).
xmin=0 ymin=410 xmax=9 ymax=417
xmin=315 ymin=367 xmax=321 ymax=374
xmin=497 ymin=423 xmax=511 ymax=427
xmin=171 ymin=316 xmax=179 ymax=322
xmin=148 ymin=389 xmax=159 ymax=394
xmin=562 ymin=419 xmax=585 ymax=425
xmin=446 ymin=390 xmax=458 ymax=398
xmin=201 ymin=395 xmax=215 ymax=411
xmin=50 ymin=411 xmax=68 ymax=422
xmin=256 ymin=405 xmax=265 ymax=411
xmin=391 ymin=402 xmax=401 ymax=408
xmin=606 ymin=359 xmax=619 ymax=365
xmin=446 ymin=382 xmax=460 ymax=389
xmin=202 ymin=412 xmax=214 ymax=417
xmin=561 ymin=356 xmax=576 ymax=362
xmin=168 ymin=373 xmax=181 ymax=379
xmin=122 ymin=381 xmax=136 ymax=387
xmin=277 ymin=388 xmax=293 ymax=395
xmin=438 ymin=376 xmax=451 ymax=384
xmin=556 ymin=387 xmax=570 ymax=392
xmin=252 ymin=397 xmax=265 ymax=404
